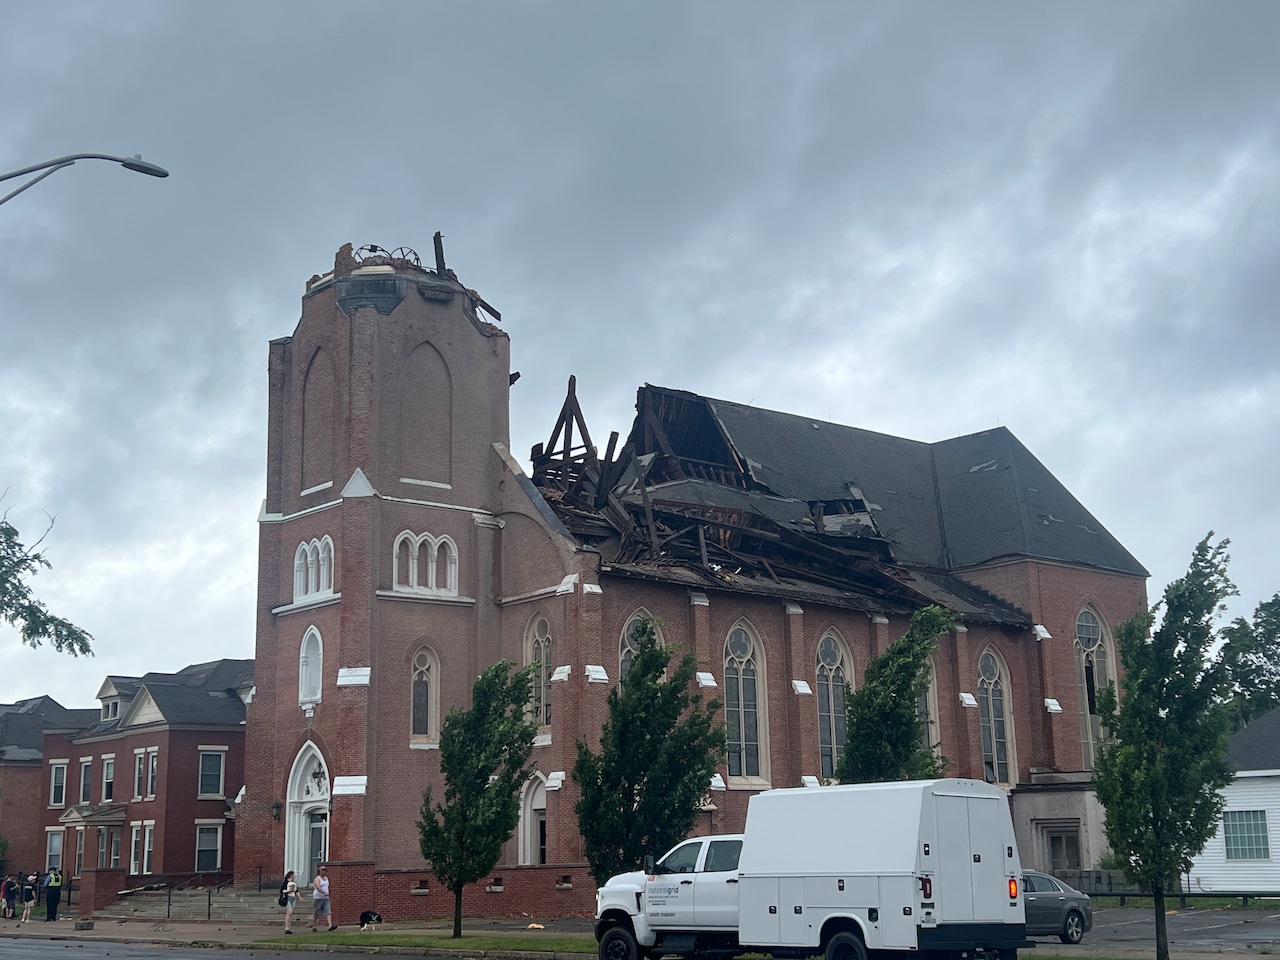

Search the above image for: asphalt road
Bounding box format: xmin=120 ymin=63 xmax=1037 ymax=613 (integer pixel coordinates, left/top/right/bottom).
xmin=1036 ymin=905 xmax=1280 ymax=953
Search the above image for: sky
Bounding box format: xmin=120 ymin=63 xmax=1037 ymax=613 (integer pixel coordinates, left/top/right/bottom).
xmin=2 ymin=1 xmax=1278 ymax=707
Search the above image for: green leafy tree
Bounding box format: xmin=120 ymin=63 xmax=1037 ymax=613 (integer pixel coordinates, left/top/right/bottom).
xmin=573 ymin=617 xmax=725 ymax=886
xmin=1218 ymin=592 xmax=1280 ymax=732
xmin=1 ymin=512 xmax=92 ymax=656
xmin=1094 ymin=535 xmax=1235 ymax=960
xmin=837 ymin=605 xmax=953 ymax=783
xmin=418 ymin=660 xmax=537 ymax=938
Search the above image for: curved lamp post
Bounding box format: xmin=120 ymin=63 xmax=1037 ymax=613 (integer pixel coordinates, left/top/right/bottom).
xmin=0 ymin=153 xmax=169 ymax=207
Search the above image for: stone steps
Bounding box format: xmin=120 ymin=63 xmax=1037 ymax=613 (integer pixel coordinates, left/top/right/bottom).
xmin=95 ymin=888 xmax=290 ymax=922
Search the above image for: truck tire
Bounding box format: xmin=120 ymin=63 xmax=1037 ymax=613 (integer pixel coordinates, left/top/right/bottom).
xmin=601 ymin=926 xmax=640 ymax=960
xmin=1060 ymin=911 xmax=1085 ymax=945
xmin=824 ymin=931 xmax=867 ymax=960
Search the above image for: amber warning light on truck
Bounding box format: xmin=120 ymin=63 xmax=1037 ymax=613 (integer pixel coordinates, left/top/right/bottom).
xmin=1008 ymin=877 xmax=1019 ymax=901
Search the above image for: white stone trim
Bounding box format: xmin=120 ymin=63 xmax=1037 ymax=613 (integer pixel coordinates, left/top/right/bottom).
xmin=791 ymin=679 xmax=813 ymax=695
xmin=375 ymin=590 xmax=475 ymax=606
xmin=401 ymin=477 xmax=452 ymax=489
xmin=332 ymin=776 xmax=367 ymax=795
xmin=259 ymin=497 xmax=342 ymax=523
xmin=273 ymin=593 xmax=342 ymax=616
xmin=555 ymin=574 xmax=579 ymax=595
xmin=582 ymin=582 xmax=603 ymax=595
xmin=381 ymin=494 xmax=495 ymax=516
xmin=301 ymin=481 xmax=334 ymax=497
xmin=473 ymin=513 xmax=505 ymax=528
xmin=337 ymin=667 xmax=371 ymax=686
xmin=197 ymin=745 xmax=229 ymax=752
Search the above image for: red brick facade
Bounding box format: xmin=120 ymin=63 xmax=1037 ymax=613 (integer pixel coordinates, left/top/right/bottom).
xmin=235 ymin=244 xmax=1147 ymax=916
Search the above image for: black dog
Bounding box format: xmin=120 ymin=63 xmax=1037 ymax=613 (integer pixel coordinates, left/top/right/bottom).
xmin=359 ymin=910 xmax=383 ymax=932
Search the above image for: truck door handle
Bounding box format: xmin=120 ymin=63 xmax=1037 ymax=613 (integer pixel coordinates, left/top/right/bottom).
xmin=726 ymin=878 xmax=738 ymax=884
xmin=681 ymin=880 xmax=693 ymax=886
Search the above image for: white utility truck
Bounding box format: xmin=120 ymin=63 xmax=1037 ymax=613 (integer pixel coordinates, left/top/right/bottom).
xmin=595 ymin=778 xmax=1030 ymax=960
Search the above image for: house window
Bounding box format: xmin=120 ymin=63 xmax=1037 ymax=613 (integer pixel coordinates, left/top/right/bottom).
xmin=110 ymin=832 xmax=121 ymax=868
xmin=1047 ymin=830 xmax=1082 ymax=871
xmin=1075 ymin=609 xmax=1111 ymax=770
xmin=1224 ymin=810 xmax=1271 ymax=860
xmin=100 ymin=699 xmax=119 ymax=720
xmin=411 ymin=647 xmax=440 ymax=743
xmin=816 ymin=633 xmax=849 ymax=780
xmin=147 ymin=750 xmax=159 ymax=798
xmin=75 ymin=827 xmax=85 ymax=876
xmin=299 ymin=626 xmax=323 ymax=709
xmin=198 ymin=752 xmax=225 ymax=797
xmin=103 ymin=756 xmax=115 ymax=801
xmin=97 ymin=829 xmax=108 ymax=869
xmin=195 ymin=824 xmax=222 ymax=871
xmin=80 ymin=760 xmax=93 ymax=803
xmin=725 ymin=624 xmax=767 ymax=780
xmin=143 ymin=823 xmax=155 ymax=874
xmin=293 ymin=536 xmax=335 ymax=601
xmin=130 ymin=824 xmax=142 ymax=874
xmin=391 ymin=531 xmax=458 ymax=596
xmin=46 ymin=830 xmax=63 ymax=870
xmin=527 ymin=615 xmax=552 ymax=727
xmin=50 ymin=762 xmax=67 ymax=806
xmin=133 ymin=751 xmax=146 ymax=799
xmin=978 ymin=650 xmax=1012 ymax=785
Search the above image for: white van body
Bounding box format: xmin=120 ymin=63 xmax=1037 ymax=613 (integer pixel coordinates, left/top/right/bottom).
xmin=595 ymin=778 xmax=1029 ymax=960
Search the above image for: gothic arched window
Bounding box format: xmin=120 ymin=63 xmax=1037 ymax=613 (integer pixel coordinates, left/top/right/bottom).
xmin=977 ymin=650 xmax=1012 ymax=785
xmin=411 ymin=646 xmax=440 ymax=743
xmin=527 ymin=615 xmax=552 ymax=727
xmin=725 ymin=623 xmax=768 ymax=781
xmin=816 ymin=632 xmax=850 ymax=780
xmin=1075 ymin=609 xmax=1112 ymax=770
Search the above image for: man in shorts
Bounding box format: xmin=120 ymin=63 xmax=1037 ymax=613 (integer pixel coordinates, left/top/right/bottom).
xmin=311 ymin=865 xmax=335 ymax=932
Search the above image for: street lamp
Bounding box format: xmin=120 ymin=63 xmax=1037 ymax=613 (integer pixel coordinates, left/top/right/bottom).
xmin=0 ymin=152 xmax=169 ymax=207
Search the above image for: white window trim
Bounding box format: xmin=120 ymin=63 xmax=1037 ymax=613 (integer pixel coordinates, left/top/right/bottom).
xmin=49 ymin=760 xmax=68 ymax=808
xmin=197 ymin=750 xmax=226 ymax=800
xmin=410 ymin=646 xmax=442 ymax=746
xmin=102 ymin=754 xmax=116 ymax=801
xmin=79 ymin=759 xmax=93 ymax=804
xmin=143 ymin=821 xmax=156 ymax=875
xmin=292 ymin=535 xmax=336 ymax=603
xmin=146 ymin=747 xmax=159 ymax=800
xmin=724 ymin=620 xmax=771 ymax=786
xmin=132 ymin=749 xmax=146 ymax=800
xmin=391 ymin=530 xmax=460 ymax=597
xmin=194 ymin=821 xmax=224 ymax=871
xmin=299 ymin=625 xmax=324 ymax=714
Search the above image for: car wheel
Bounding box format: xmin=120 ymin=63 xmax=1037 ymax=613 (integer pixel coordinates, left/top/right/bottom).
xmin=825 ymin=931 xmax=868 ymax=960
xmin=1060 ymin=911 xmax=1084 ymax=945
xmin=600 ymin=926 xmax=639 ymax=960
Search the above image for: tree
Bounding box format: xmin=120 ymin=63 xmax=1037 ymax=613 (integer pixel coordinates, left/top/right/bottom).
xmin=1094 ymin=535 xmax=1235 ymax=960
xmin=417 ymin=660 xmax=537 ymax=938
xmin=0 ymin=511 xmax=93 ymax=656
xmin=1218 ymin=592 xmax=1280 ymax=731
xmin=573 ymin=617 xmax=725 ymax=886
xmin=837 ymin=605 xmax=953 ymax=783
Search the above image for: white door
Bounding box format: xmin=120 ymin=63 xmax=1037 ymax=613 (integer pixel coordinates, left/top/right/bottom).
xmin=693 ymin=839 xmax=742 ymax=928
xmin=934 ymin=795 xmax=973 ymax=921
xmin=967 ymin=797 xmax=1004 ymax=921
xmin=645 ymin=839 xmax=702 ymax=927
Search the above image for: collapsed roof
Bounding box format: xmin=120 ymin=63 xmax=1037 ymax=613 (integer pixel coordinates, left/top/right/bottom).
xmin=530 ymin=382 xmax=1146 ymax=627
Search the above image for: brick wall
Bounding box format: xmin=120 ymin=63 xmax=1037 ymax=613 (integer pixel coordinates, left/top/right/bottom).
xmin=0 ymin=761 xmax=43 ymax=873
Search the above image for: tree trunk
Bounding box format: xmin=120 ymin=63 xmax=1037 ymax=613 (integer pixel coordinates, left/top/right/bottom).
xmin=453 ymin=883 xmax=464 ymax=939
xmin=1153 ymin=882 xmax=1168 ymax=960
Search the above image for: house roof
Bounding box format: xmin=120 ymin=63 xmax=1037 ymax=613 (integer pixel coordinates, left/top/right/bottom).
xmin=76 ymin=659 xmax=254 ymax=738
xmin=1226 ymin=708 xmax=1280 ymax=771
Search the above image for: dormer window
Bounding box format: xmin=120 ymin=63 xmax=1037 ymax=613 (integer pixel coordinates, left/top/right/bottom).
xmin=100 ymin=700 xmax=120 ymax=721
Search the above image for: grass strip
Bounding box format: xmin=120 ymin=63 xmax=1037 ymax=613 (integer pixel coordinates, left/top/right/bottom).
xmin=260 ymin=932 xmax=598 ymax=952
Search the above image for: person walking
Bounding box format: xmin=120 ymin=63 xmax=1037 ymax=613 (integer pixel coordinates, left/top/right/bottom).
xmin=280 ymin=870 xmax=298 ymax=934
xmin=310 ymin=864 xmax=335 ymax=932
xmin=45 ymin=866 xmax=63 ymax=921
xmin=21 ymin=874 xmax=36 ymax=922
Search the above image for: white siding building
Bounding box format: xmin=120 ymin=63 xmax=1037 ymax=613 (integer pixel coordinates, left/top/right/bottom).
xmin=1188 ymin=709 xmax=1280 ymax=893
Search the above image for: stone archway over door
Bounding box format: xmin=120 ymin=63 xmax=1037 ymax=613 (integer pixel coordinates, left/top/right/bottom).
xmin=285 ymin=744 xmax=330 ymax=886
xmin=519 ymin=775 xmax=547 ymax=865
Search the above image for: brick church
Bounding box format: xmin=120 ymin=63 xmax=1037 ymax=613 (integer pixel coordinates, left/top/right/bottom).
xmin=234 ymin=240 xmax=1147 ymax=920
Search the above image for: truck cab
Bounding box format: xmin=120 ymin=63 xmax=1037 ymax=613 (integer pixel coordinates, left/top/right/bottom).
xmin=596 ymin=834 xmax=745 ymax=960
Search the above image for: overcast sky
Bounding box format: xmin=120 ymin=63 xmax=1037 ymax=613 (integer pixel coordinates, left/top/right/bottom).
xmin=2 ymin=1 xmax=1277 ymax=707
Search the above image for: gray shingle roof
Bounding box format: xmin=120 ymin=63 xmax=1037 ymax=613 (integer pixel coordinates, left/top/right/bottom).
xmin=1226 ymin=708 xmax=1280 ymax=772
xmin=666 ymin=388 xmax=1146 ymax=577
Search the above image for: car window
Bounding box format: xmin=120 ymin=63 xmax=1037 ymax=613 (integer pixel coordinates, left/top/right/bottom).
xmin=657 ymin=840 xmax=702 ymax=874
xmin=1042 ymin=875 xmax=1064 ymax=893
xmin=1024 ymin=874 xmax=1048 ymax=893
xmin=703 ymin=840 xmax=743 ymax=873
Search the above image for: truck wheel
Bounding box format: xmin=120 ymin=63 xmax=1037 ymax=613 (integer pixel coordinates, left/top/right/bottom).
xmin=600 ymin=926 xmax=640 ymax=960
xmin=1060 ymin=911 xmax=1084 ymax=945
xmin=825 ymin=931 xmax=867 ymax=960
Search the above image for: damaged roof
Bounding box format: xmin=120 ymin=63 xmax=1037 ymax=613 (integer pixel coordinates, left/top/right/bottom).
xmin=532 ymin=381 xmax=1149 ymax=627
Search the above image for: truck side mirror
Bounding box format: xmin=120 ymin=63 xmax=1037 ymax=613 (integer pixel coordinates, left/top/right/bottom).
xmin=644 ymin=855 xmax=655 ymax=874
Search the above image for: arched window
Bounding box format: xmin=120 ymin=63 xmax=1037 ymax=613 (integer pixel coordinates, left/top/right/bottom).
xmin=815 ymin=632 xmax=850 ymax=780
xmin=299 ymin=627 xmax=323 ymax=713
xmin=392 ymin=531 xmax=459 ymax=596
xmin=725 ymin=623 xmax=768 ymax=781
xmin=292 ymin=537 xmax=335 ymax=602
xmin=619 ymin=611 xmax=662 ymax=681
xmin=977 ymin=649 xmax=1013 ymax=785
xmin=527 ymin=615 xmax=552 ymax=727
xmin=411 ymin=646 xmax=440 ymax=743
xmin=917 ymin=656 xmax=940 ymax=753
xmin=1075 ymin=609 xmax=1112 ymax=770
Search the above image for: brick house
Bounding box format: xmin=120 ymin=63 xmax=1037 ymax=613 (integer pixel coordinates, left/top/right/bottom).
xmin=0 ymin=697 xmax=97 ymax=875
xmin=234 ymin=241 xmax=1147 ymax=921
xmin=40 ymin=659 xmax=252 ymax=893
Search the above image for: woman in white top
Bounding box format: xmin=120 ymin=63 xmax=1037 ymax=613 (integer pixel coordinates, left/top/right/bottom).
xmin=311 ymin=865 xmax=334 ymax=932
xmin=280 ymin=871 xmax=298 ymax=934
